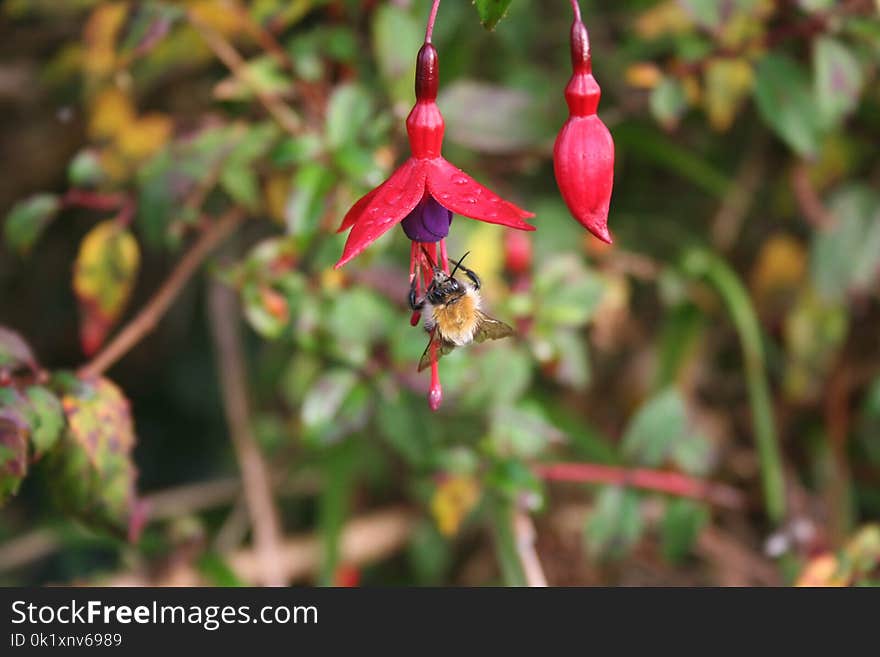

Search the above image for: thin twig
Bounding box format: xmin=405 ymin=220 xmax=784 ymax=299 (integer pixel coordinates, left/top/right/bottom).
xmin=78 ymin=209 xmax=244 ymax=379
xmin=0 ymin=473 xmax=320 ymax=574
xmin=208 ymin=277 xmax=286 ymax=587
xmin=791 ymin=162 xmax=836 ymax=230
xmin=188 ymin=10 xmax=302 ymax=136
xmin=104 ymin=507 xmax=416 ymax=586
xmin=512 ymin=510 xmax=548 ymax=587
xmin=535 ymin=462 xmax=746 ymax=510
xmin=711 ymin=135 xmax=767 ymax=251
xmin=213 ymin=495 xmax=252 ymax=554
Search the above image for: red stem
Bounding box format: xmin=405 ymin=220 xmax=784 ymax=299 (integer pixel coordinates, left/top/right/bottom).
xmin=569 ymin=0 xmax=582 ymax=22
xmin=534 ymin=462 xmax=746 ymax=510
xmin=439 ymin=238 xmax=449 ymax=274
xmin=62 ymin=189 xmax=128 ymax=212
xmin=425 ymin=0 xmax=442 ymax=43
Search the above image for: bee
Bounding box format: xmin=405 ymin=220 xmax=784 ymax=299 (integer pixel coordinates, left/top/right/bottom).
xmin=409 ymin=252 xmax=515 ymax=371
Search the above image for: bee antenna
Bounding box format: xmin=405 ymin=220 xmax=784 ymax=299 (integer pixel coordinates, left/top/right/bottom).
xmin=450 ymin=251 xmax=470 ymax=278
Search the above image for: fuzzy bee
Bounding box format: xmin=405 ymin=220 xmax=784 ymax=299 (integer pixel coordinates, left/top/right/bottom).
xmin=409 ymin=252 xmax=515 ymax=371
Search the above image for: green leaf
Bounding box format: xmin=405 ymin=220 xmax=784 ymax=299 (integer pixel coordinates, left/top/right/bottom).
xmin=474 ymin=0 xmax=513 ymax=30
xmin=470 ymin=345 xmax=532 ymax=407
xmin=814 ymin=37 xmax=864 ymax=129
xmin=488 ymin=402 xmax=563 ymax=460
xmin=584 ymin=486 xmax=644 ymax=560
xmin=622 ymin=388 xmax=687 ymax=468
xmin=23 ymin=386 xmax=64 ymax=457
xmin=754 ymin=54 xmax=824 ymax=157
xmin=660 ymin=498 xmax=708 ymax=562
xmin=286 ymin=162 xmax=336 ymax=237
xmin=650 ymin=76 xmax=688 ymax=130
xmin=3 ymin=193 xmax=61 ymax=254
xmin=325 ymin=83 xmax=373 ymax=150
xmin=214 ymin=56 xmax=292 ymax=102
xmin=810 ymin=185 xmax=880 ymax=299
xmin=220 ymin=123 xmax=280 ymax=211
xmin=47 ymin=376 xmax=141 ymax=539
xmin=371 ymin=4 xmax=422 ymax=106
xmin=376 ymin=392 xmax=435 ymax=468
xmin=856 ymin=377 xmax=880 ymax=465
xmin=318 ymin=442 xmax=358 ymax=585
xmin=300 ymin=368 xmax=358 ymax=438
xmin=270 ymin=133 xmax=323 ymax=167
xmin=197 ymin=552 xmax=245 ymax=586
xmin=533 ymin=254 xmax=606 ymax=329
xmin=0 ymin=413 xmax=28 ymax=503
xmin=408 ymin=520 xmax=453 ymax=585
xmin=439 ymin=81 xmax=548 ymax=154
xmin=68 ymin=149 xmax=106 ymax=187
xmin=485 ymin=458 xmax=543 ymax=506
xmin=325 ymin=289 xmax=392 ymax=366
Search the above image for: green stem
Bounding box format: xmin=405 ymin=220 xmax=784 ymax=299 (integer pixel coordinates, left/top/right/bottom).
xmin=682 ymin=248 xmax=786 ymax=524
xmin=489 ymin=498 xmax=527 ymax=587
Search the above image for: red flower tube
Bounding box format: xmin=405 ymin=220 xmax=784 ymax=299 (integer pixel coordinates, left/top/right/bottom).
xmin=553 ymin=1 xmax=614 ymax=243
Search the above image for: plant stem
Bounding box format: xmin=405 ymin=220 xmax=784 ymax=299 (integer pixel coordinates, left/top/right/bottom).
xmin=535 ymin=462 xmax=746 ymax=509
xmin=425 ymin=0 xmax=442 ymax=43
xmin=682 ymin=248 xmax=787 ymax=524
xmin=78 ymin=208 xmax=244 ymax=379
xmin=490 ymin=498 xmax=527 ymax=586
xmin=209 ymin=276 xmax=286 ymax=587
xmin=512 ymin=510 xmax=548 ymax=587
xmin=188 ymin=9 xmax=302 ymax=136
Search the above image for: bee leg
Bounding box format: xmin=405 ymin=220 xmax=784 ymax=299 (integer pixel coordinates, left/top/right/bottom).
xmin=408 ymin=284 xmax=425 ymax=311
xmin=460 ymin=266 xmax=481 ymax=290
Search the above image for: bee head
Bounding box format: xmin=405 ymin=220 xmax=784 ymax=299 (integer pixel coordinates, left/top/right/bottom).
xmin=427 ymin=268 xmax=462 ymax=304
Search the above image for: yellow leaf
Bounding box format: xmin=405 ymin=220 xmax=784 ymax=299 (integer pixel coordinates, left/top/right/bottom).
xmin=83 ymin=2 xmax=129 ymax=77
xmin=115 ymin=113 xmax=173 ymax=161
xmin=796 ymin=554 xmax=846 ymax=587
xmin=73 ymin=221 xmax=140 ymax=355
xmin=750 ymin=234 xmax=807 ymax=308
xmin=682 ymin=75 xmax=702 ymax=105
xmin=625 ymin=63 xmax=662 ymax=89
xmin=321 ymin=268 xmax=345 ymax=292
xmin=189 ymin=0 xmax=245 ymax=37
xmin=430 ymin=476 xmax=480 ymax=537
xmin=89 ymin=87 xmax=136 ymax=141
xmin=634 ymin=1 xmax=694 ymax=40
xmin=98 ymin=148 xmax=130 ymax=183
xmin=703 ymin=58 xmax=754 ymax=132
xmin=265 ymin=173 xmax=291 ymax=224
xmin=464 ymin=223 xmax=505 ymax=302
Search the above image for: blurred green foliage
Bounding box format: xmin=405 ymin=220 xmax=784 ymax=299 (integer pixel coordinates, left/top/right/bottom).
xmin=1 ymin=0 xmax=879 ymax=587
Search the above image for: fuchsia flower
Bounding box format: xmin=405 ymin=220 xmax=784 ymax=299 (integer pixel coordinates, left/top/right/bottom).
xmin=335 ymin=43 xmax=534 ymax=269
xmin=553 ymin=2 xmax=615 ymax=243
xmin=335 ymin=23 xmax=535 ymax=411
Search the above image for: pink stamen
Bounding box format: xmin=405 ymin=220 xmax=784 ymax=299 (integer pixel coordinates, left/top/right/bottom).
xmin=439 ymin=238 xmax=449 ymax=274
xmin=410 ymin=242 xmax=422 ymax=326
xmin=428 ymin=335 xmax=442 ymax=411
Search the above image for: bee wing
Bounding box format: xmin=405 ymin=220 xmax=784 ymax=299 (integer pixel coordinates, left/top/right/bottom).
xmin=417 ymin=333 xmax=457 ymax=372
xmin=473 ymin=311 xmax=515 ymax=343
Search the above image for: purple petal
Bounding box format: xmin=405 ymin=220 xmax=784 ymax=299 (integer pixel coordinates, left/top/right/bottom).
xmin=401 ymin=195 xmax=452 ymax=242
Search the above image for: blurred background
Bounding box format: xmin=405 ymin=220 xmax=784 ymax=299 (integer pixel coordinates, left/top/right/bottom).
xmin=1 ymin=0 xmax=879 ymax=586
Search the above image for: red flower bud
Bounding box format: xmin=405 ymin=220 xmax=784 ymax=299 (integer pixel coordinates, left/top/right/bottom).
xmin=553 ymin=13 xmax=614 ymax=243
